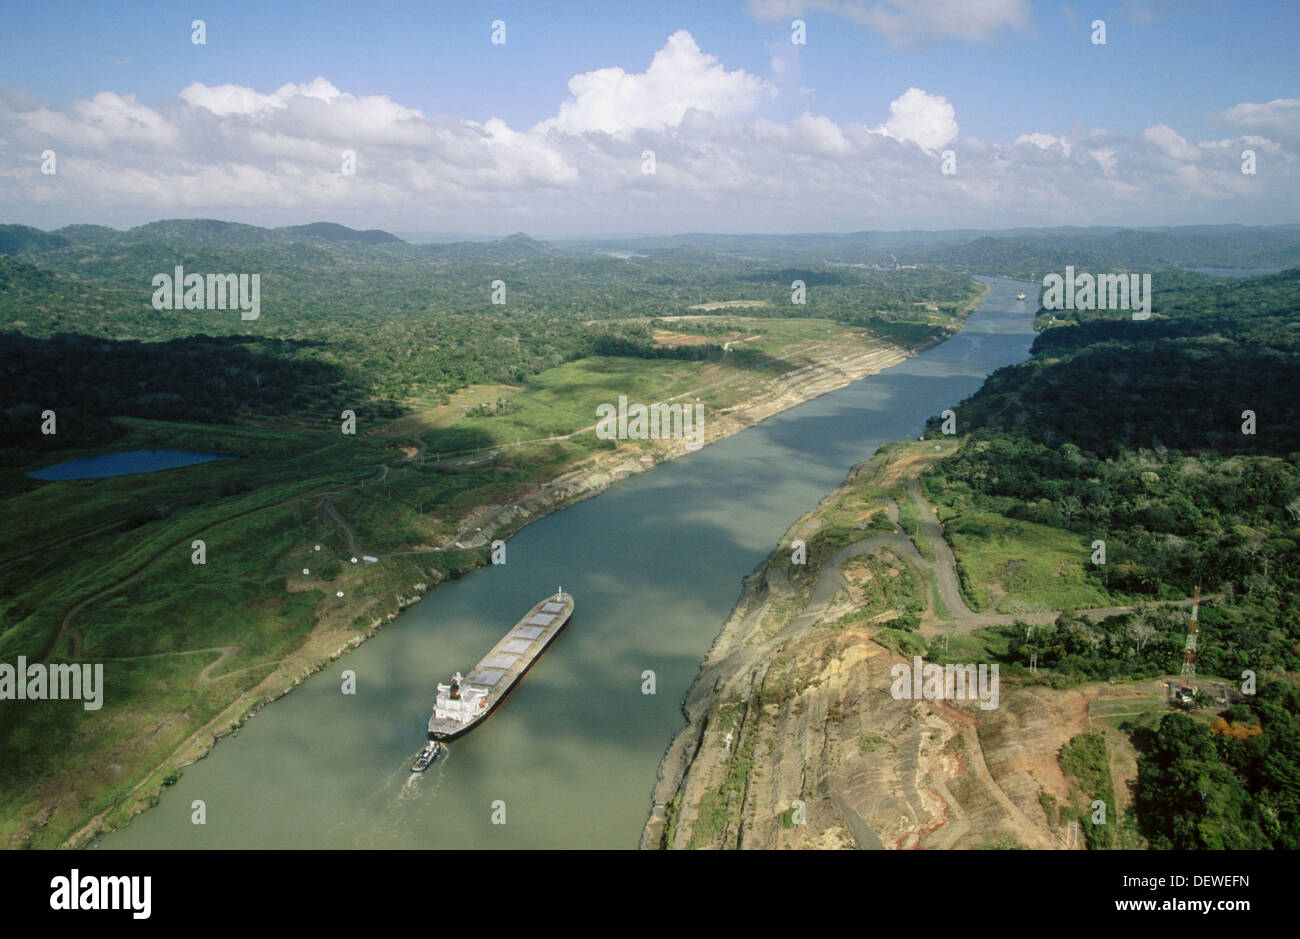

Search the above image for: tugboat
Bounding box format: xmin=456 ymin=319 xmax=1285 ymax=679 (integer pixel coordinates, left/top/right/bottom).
xmin=410 ymin=739 xmax=442 ymax=773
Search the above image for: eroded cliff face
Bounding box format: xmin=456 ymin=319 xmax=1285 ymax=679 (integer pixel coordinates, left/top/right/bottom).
xmin=643 ymin=453 xmax=1095 ymax=851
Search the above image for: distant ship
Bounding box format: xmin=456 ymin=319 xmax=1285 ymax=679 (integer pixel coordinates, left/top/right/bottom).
xmin=426 ymin=588 xmax=575 ymax=741
xmin=1016 ymin=291 xmax=1027 ymax=301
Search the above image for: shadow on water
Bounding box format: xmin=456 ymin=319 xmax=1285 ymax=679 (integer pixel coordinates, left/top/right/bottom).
xmin=104 ymin=277 xmax=1039 ymax=850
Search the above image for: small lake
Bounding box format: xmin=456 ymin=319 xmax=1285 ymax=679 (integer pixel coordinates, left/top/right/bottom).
xmin=27 ymin=449 xmax=237 ymax=481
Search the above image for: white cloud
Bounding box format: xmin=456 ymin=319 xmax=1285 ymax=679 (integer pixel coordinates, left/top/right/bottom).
xmin=536 ymin=30 xmax=774 ymax=138
xmin=2 ymin=31 xmax=1296 ymax=233
xmin=874 ymin=87 xmax=958 ymax=152
xmin=479 ymin=118 xmax=579 ymax=186
xmin=1014 ymin=132 xmax=1072 ymax=157
xmin=1141 ymin=123 xmax=1201 ymax=162
xmin=1208 ymin=97 xmax=1300 ymax=145
xmin=180 ymin=77 xmax=355 ymax=118
xmin=180 ymin=82 xmax=286 ymax=117
xmin=19 ymin=91 xmax=181 ymax=150
xmin=181 ymin=77 xmax=429 ymax=147
xmin=792 ymin=112 xmax=852 ymax=154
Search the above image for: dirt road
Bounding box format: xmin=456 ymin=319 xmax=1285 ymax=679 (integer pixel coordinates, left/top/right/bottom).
xmin=803 ymin=477 xmax=1196 ymax=639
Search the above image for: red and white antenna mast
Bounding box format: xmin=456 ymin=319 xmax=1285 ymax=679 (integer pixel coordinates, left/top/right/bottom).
xmin=1179 ymin=586 xmax=1201 ymax=698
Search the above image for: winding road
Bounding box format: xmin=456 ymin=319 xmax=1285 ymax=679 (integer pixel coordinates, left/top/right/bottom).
xmin=800 ymin=477 xmax=1197 ymax=638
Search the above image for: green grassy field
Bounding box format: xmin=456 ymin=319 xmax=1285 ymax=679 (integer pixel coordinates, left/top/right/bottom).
xmin=935 ymin=503 xmax=1116 ymax=613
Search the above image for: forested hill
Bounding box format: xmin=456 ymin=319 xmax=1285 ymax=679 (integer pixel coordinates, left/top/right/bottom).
xmin=930 ymin=267 xmax=1300 ymax=595
xmin=921 ymin=268 xmax=1300 ymax=849
xmin=960 ymin=267 xmax=1300 ymax=456
xmin=278 ymin=222 xmax=403 ymax=244
xmin=0 ymin=221 xmax=984 ymax=465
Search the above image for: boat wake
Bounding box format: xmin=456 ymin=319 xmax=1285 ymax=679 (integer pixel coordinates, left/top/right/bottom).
xmin=320 ymin=746 xmax=453 ymax=847
xmin=398 ymin=745 xmax=450 ymax=803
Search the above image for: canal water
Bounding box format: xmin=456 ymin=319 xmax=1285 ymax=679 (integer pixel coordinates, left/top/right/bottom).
xmin=104 ymin=277 xmax=1038 ymax=849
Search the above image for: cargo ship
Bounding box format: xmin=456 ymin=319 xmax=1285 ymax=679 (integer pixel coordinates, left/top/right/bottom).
xmin=426 ymin=588 xmax=574 ymax=741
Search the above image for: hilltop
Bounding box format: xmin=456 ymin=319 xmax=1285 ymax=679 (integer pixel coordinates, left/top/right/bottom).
xmin=279 ymin=222 xmax=404 ymax=244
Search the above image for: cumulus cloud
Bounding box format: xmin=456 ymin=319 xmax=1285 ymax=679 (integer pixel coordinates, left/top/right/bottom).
xmin=180 ymin=82 xmax=289 ymax=117
xmin=1208 ymin=97 xmax=1300 ymax=145
xmin=1 ymin=32 xmax=1296 ymax=233
xmin=537 ymin=29 xmax=774 ymax=137
xmin=479 ymin=118 xmax=579 ymax=186
xmin=874 ymin=87 xmax=958 ymax=152
xmin=1014 ymin=133 xmax=1072 ymax=157
xmin=1141 ymin=124 xmax=1201 ymax=162
xmin=746 ymin=0 xmax=1032 ymax=44
xmin=182 ymin=77 xmax=430 ymax=147
xmin=792 ymin=112 xmax=852 ymax=154
xmin=17 ymin=91 xmax=182 ymax=150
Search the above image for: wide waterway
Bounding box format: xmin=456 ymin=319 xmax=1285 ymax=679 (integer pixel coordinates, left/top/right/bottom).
xmin=104 ymin=277 xmax=1038 ymax=849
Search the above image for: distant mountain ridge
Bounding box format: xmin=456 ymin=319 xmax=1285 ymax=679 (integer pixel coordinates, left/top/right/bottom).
xmin=278 ymin=222 xmax=404 ymax=244
xmin=0 ymin=224 xmax=71 ymax=256
xmin=0 ymin=219 xmax=406 ymax=255
xmin=906 ymin=226 xmax=1300 ymax=277
xmin=422 ymin=231 xmax=552 ymax=262
xmin=2 ymin=218 xmax=1297 ymax=277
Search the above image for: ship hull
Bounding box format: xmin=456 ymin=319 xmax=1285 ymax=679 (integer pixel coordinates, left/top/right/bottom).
xmin=427 ymin=592 xmax=574 ymax=741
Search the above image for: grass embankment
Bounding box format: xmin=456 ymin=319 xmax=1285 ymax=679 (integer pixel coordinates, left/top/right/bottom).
xmin=1055 ymin=732 xmax=1118 ymax=849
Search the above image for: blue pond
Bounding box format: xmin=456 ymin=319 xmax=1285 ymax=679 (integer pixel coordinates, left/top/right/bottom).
xmin=27 ymin=449 xmax=238 ymax=481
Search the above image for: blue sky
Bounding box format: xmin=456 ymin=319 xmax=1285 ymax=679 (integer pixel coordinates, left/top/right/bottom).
xmin=1 ymin=0 xmax=1296 ymax=234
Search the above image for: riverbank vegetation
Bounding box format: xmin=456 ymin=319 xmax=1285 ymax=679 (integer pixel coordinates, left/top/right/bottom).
xmin=917 ymin=268 xmax=1300 ymax=848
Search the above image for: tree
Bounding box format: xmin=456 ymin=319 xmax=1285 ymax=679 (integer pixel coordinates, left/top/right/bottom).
xmin=1125 ymin=609 xmax=1158 ymax=655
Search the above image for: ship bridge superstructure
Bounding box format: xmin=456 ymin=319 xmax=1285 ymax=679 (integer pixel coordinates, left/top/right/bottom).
xmin=434 ymin=672 xmax=489 ymax=727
